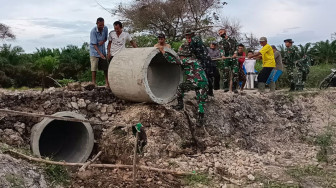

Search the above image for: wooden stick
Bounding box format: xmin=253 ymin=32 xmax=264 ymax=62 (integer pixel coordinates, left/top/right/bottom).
xmin=0 ymin=108 xmax=104 ymax=125
xmin=7 ymin=150 xmax=191 ymax=175
xmin=0 ymin=109 xmax=134 ymax=129
xmin=132 ymin=132 xmax=139 ymax=187
xmin=46 ymin=76 xmax=62 ymax=88
xmin=212 ymin=56 xmax=245 ymax=61
xmin=79 ymin=151 xmax=102 ymax=172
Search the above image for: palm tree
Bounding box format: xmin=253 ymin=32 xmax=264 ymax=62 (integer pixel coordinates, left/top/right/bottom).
xmin=297 ymin=43 xmax=312 ymax=58
xmin=310 ymin=40 xmax=336 ymax=64
xmin=0 ymin=44 xmax=24 ymax=65
xmin=277 ymin=44 xmax=285 ymax=57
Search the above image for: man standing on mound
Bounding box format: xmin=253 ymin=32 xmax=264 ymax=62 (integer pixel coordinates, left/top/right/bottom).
xmin=158 ymin=44 xmax=208 ymax=125
xmin=248 ymin=37 xmax=276 ymax=92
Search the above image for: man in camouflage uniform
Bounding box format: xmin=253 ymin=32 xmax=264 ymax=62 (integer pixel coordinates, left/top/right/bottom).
xmin=185 ymin=29 xmax=215 ymax=96
xmin=296 ymin=55 xmax=311 ymax=90
xmin=218 ymin=28 xmax=239 ymax=93
xmin=158 ymin=44 xmax=208 ymax=124
xmin=283 ymin=39 xmax=299 ymax=91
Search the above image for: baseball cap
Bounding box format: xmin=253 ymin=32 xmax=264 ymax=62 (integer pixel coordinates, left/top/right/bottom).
xmin=259 ymin=37 xmax=267 ymax=42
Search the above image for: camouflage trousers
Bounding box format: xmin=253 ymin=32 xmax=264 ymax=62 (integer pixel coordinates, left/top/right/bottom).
xmin=286 ymin=66 xmax=296 ymax=84
xmin=222 ymin=59 xmax=239 ymax=90
xmin=297 ymin=64 xmax=310 ymax=83
xmin=287 ymin=65 xmax=309 ymax=90
xmin=177 ymin=81 xmax=208 ymax=113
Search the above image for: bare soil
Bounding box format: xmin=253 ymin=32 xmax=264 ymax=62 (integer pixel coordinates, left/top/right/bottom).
xmin=0 ymin=87 xmax=336 ymax=187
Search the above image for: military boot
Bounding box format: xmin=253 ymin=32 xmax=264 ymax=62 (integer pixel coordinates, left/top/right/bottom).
xmin=258 ymin=82 xmax=265 ymax=93
xmin=296 ymin=84 xmax=304 ymax=91
xmin=289 ymin=83 xmax=295 ymax=92
xmin=197 ymin=112 xmax=205 ymax=126
xmin=232 ymin=82 xmax=238 ymax=93
xmin=223 ymin=83 xmax=229 ymax=92
xmin=269 ymin=82 xmax=276 ymax=92
xmin=172 ymin=97 xmax=184 ymax=110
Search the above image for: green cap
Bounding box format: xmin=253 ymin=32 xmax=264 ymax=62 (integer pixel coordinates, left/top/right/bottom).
xmin=284 ymin=39 xmax=294 ymax=43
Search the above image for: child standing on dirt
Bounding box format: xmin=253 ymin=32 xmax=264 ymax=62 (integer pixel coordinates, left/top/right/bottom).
xmin=244 ymin=51 xmax=257 ymax=89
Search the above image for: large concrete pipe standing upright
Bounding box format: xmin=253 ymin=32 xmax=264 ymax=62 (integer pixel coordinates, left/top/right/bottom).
xmin=108 ymin=47 xmax=183 ymax=104
xmin=31 ymin=111 xmax=94 ymax=163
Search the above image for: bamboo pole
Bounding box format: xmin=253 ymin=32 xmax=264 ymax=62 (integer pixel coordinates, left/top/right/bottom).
xmin=132 ymin=132 xmax=139 ymax=187
xmin=7 ymin=150 xmax=191 ymax=175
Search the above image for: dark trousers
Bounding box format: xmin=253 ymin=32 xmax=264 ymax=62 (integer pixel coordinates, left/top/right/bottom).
xmin=213 ymin=67 xmax=220 ymax=90
xmin=207 ymin=66 xmax=220 ymax=95
xmin=207 ymin=75 xmax=214 ymax=95
xmin=257 ymin=67 xmax=273 ymax=83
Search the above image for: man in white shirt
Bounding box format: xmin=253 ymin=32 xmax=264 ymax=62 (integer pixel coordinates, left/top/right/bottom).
xmin=107 ymin=21 xmax=137 ymax=61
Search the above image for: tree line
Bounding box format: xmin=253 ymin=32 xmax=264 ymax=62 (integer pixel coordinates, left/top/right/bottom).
xmin=0 ymin=37 xmax=335 ymax=88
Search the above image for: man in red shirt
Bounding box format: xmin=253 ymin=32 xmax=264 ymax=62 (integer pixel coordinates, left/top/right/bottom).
xmin=233 ymin=44 xmax=247 ymax=91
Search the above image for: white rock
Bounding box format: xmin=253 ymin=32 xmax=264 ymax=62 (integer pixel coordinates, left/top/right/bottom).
xmin=107 ymin=104 xmax=116 ymax=113
xmin=214 ymin=161 xmax=221 ymax=168
xmin=43 ymin=101 xmax=51 ymax=109
xmin=14 ymin=122 xmax=25 ymax=135
xmin=71 ymin=97 xmax=76 ymax=102
xmin=247 ymin=174 xmax=255 ymax=181
xmin=71 ymin=102 xmax=79 ymax=110
xmin=100 ymin=106 xmax=107 ymax=113
xmin=77 ymin=99 xmax=86 ymax=108
xmin=100 ymin=115 xmax=109 ymax=121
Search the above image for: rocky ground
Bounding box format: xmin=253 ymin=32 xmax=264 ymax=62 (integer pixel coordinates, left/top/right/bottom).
xmin=0 ymin=84 xmax=336 ymax=187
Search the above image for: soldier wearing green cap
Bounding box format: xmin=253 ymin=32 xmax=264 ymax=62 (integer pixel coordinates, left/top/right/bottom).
xmin=158 ymin=43 xmax=208 ymax=124
xmin=283 ymin=39 xmax=300 ymax=91
xmin=185 ymin=29 xmax=215 ymax=96
xmin=218 ymin=28 xmax=239 ymax=92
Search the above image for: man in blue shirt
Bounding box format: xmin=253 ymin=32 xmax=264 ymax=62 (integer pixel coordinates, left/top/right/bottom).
xmin=90 ymin=17 xmax=108 ymax=86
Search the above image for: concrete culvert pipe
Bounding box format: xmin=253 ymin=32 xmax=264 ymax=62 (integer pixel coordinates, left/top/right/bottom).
xmin=31 ymin=111 xmax=94 ymax=163
xmin=108 ymin=47 xmax=183 ymax=104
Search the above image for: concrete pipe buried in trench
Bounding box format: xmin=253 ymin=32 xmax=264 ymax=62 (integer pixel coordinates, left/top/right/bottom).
xmin=108 ymin=47 xmax=183 ymax=104
xmin=30 ymin=111 xmax=94 ymax=163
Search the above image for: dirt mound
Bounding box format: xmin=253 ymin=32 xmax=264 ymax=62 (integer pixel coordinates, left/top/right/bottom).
xmin=1 ymin=87 xmax=336 ymax=187
xmin=98 ymin=89 xmax=336 ymax=185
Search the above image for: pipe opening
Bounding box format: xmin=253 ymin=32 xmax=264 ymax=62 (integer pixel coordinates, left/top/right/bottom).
xmin=147 ymin=52 xmax=181 ymax=100
xmin=38 ymin=119 xmax=90 ymax=163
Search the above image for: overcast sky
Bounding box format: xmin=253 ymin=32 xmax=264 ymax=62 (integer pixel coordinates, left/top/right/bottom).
xmin=0 ymin=0 xmax=335 ymax=53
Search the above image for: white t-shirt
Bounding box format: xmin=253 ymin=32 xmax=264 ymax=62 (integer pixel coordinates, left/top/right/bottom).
xmin=108 ymin=31 xmax=132 ymax=56
xmin=243 ymin=58 xmax=256 ymax=73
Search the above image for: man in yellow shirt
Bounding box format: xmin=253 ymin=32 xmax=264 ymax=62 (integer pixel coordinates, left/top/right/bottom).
xmin=248 ymin=37 xmax=276 ymax=92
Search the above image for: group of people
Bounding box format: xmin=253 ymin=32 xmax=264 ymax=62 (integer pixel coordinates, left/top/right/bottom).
xmin=89 ymin=17 xmax=311 ymax=125
xmin=89 ymin=17 xmax=137 ymax=88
